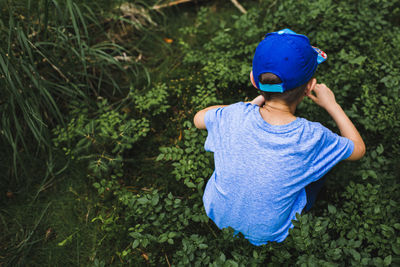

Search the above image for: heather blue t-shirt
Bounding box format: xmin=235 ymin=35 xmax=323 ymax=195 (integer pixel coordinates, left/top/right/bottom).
xmin=202 ymin=102 xmax=354 ymax=245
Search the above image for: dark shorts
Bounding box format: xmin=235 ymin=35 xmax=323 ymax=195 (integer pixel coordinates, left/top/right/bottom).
xmin=303 ymin=177 xmax=327 ymax=213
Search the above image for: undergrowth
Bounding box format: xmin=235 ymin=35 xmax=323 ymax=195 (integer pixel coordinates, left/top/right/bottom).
xmin=1 ymin=0 xmax=400 ymax=266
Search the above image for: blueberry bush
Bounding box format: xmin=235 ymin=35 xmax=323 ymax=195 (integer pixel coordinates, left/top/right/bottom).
xmin=152 ymin=2 xmax=400 ymax=265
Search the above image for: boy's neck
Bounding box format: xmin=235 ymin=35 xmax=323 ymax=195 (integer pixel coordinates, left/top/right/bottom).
xmin=264 ymin=100 xmax=297 ymax=114
xmin=259 ymin=100 xmax=299 ymax=125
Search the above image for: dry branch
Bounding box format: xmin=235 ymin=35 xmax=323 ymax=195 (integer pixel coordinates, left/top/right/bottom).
xmin=152 ymin=0 xmax=247 ymax=15
xmin=230 ymin=0 xmax=247 ymax=14
xmin=152 ymin=0 xmax=193 ymax=10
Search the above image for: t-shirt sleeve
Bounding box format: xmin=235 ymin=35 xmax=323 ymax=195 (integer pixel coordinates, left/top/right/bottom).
xmin=310 ymin=125 xmax=354 ymax=182
xmin=204 ymin=107 xmax=222 ymax=152
xmin=204 ymin=102 xmax=247 ymax=152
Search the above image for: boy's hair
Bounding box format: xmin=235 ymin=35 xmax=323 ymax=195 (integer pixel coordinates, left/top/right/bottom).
xmin=258 ymin=73 xmax=308 ymax=105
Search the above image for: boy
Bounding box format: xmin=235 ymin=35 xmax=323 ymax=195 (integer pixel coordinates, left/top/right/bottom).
xmin=193 ymin=29 xmax=365 ymax=245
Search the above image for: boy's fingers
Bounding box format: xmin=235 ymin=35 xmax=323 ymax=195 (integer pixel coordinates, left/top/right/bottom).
xmin=307 ymin=91 xmax=318 ymax=102
xmin=313 ymin=84 xmax=323 ymax=92
xmin=257 ymin=95 xmax=265 ymax=101
xmin=250 ymin=95 xmax=265 ymax=106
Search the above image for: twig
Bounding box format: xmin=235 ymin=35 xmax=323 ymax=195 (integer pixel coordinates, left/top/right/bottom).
xmin=152 ymin=0 xmax=193 ymax=10
xmin=230 ymin=0 xmax=247 ymax=14
xmin=27 ymin=40 xmax=70 ymax=82
xmin=164 ymin=252 xmax=171 ymax=267
xmin=206 ymin=221 xmax=218 ymax=238
xmin=85 ymin=207 xmax=90 ymax=224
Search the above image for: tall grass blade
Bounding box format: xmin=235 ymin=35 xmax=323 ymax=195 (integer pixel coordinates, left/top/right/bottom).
xmin=0 ymin=0 xmax=153 ymax=188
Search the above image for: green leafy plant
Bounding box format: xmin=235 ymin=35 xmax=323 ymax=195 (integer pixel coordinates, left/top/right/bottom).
xmin=0 ymin=0 xmax=151 ymax=184
xmin=2 ymin=0 xmax=400 ymax=266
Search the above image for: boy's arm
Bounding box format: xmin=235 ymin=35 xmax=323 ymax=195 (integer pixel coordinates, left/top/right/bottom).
xmin=193 ymin=95 xmax=266 ymax=130
xmin=193 ymin=105 xmax=228 ymax=130
xmin=307 ymin=83 xmax=366 ymax=161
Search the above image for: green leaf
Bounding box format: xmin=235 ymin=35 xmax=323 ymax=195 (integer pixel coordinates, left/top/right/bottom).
xmin=350 ymin=249 xmax=361 ymax=262
xmin=328 ymin=204 xmax=337 ymax=214
xmin=376 ymin=144 xmax=384 ymax=154
xmin=156 ymin=154 xmax=164 ymax=161
xmin=168 ymin=232 xmax=176 ymax=238
xmin=253 ymin=250 xmax=258 ymax=259
xmin=58 ymin=233 xmax=74 ymax=247
xmin=349 ymin=56 xmax=367 ymax=65
xmin=132 ymin=239 xmax=140 ymax=249
xmin=186 ymin=181 xmax=196 ymax=188
xmin=361 ymin=258 xmax=369 ymax=265
xmin=199 ymin=244 xmax=208 ymax=249
xmin=383 ymin=255 xmax=392 ymax=266
xmin=392 ymin=244 xmax=400 ymax=255
xmin=219 ymin=253 xmax=226 ymax=261
xmin=159 ymin=235 xmax=168 ymax=243
xmin=224 ymin=260 xmax=239 ymax=267
xmin=137 ymin=197 xmax=148 ymax=204
xmin=151 ymin=194 xmax=159 ymax=206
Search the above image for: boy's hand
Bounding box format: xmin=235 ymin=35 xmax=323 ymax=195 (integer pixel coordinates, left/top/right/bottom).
xmin=307 ymin=82 xmax=366 ymax=161
xmin=250 ymin=95 xmax=265 ymax=107
xmin=306 ymin=83 xmax=337 ymax=111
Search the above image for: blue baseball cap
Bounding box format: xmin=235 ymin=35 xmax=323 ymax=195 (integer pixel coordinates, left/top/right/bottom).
xmin=252 ymin=29 xmax=327 ymax=93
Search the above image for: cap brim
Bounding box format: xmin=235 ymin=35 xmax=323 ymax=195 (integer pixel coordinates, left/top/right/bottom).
xmin=312 ymin=46 xmax=327 ymax=64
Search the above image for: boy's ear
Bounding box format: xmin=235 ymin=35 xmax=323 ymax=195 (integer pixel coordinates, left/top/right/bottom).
xmin=305 ymin=78 xmax=317 ymax=95
xmin=250 ymin=70 xmax=258 ymax=89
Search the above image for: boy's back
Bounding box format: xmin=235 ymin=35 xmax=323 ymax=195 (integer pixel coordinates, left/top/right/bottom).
xmin=203 ymin=102 xmax=353 ymax=245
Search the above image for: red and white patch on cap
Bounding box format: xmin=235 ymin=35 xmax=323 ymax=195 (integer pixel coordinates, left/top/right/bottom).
xmin=312 ymin=46 xmax=327 ymax=63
